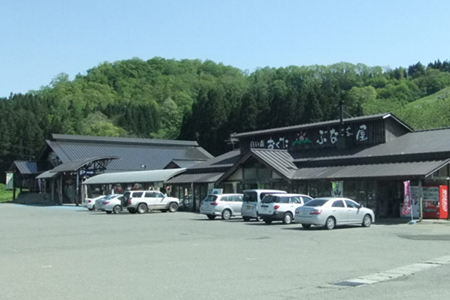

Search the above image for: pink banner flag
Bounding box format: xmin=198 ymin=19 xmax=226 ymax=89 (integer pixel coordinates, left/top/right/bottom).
xmin=402 ymin=180 xmax=412 ymax=216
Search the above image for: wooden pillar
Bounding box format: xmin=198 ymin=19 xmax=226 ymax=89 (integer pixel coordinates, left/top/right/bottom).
xmin=59 ymin=174 xmax=63 ymax=205
xmin=191 ymin=182 xmax=195 ymax=212
xmin=418 ymin=178 xmax=423 ymax=221
xmin=12 ymin=172 xmax=16 ymax=200
xmin=75 ymin=171 xmax=80 ymax=206
xmin=51 ymin=179 xmax=55 ymax=203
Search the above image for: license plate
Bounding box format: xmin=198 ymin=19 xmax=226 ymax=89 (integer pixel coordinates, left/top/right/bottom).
xmin=246 ymin=206 xmax=251 ymax=210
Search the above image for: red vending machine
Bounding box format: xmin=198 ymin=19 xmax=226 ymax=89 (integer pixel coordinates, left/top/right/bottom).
xmin=422 ymin=185 xmax=448 ymax=219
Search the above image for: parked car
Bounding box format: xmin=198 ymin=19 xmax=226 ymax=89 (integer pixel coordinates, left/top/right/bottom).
xmin=241 ymin=189 xmax=287 ymax=222
xmin=258 ymin=193 xmax=313 ymax=224
xmin=124 ymin=190 xmax=180 ymax=214
xmin=84 ymin=195 xmax=107 ymax=211
xmin=200 ymin=194 xmax=244 ymax=220
xmin=95 ymin=194 xmax=124 ymax=214
xmin=294 ymin=197 xmax=375 ymax=230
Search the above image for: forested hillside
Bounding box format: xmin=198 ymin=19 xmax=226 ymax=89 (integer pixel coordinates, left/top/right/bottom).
xmin=1 ymin=58 xmax=450 ymax=179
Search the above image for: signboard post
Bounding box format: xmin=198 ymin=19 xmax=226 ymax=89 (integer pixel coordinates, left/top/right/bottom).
xmin=5 ymin=172 xmax=14 ymax=190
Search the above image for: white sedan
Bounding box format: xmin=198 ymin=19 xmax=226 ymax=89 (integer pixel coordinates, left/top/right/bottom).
xmin=84 ymin=195 xmax=107 ymax=211
xmin=95 ymin=194 xmax=124 ymax=214
xmin=294 ymin=197 xmax=375 ymax=230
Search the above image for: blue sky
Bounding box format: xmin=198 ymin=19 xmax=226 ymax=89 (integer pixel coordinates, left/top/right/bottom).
xmin=1 ymin=0 xmax=450 ymax=97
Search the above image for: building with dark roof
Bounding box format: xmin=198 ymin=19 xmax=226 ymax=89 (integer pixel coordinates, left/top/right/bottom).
xmin=11 ymin=134 xmax=213 ymax=205
xmin=174 ymin=113 xmax=450 ymax=219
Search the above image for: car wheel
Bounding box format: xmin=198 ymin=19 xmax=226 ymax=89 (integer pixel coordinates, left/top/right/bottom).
xmin=302 ymin=224 xmax=311 ymax=229
xmin=168 ymin=202 xmax=179 ymax=212
xmin=243 ymin=217 xmax=250 ymax=222
xmin=128 ymin=208 xmax=136 ymax=214
xmin=362 ymin=214 xmax=372 ymax=227
xmin=222 ymin=209 xmax=232 ymax=220
xmin=113 ymin=205 xmax=122 ymax=214
xmin=88 ymin=208 xmax=94 ymax=211
xmin=264 ymin=220 xmax=272 ymax=225
xmin=137 ymin=203 xmax=147 ymax=214
xmin=256 ymin=215 xmax=264 ymax=222
xmin=325 ymin=217 xmax=336 ymax=230
xmin=106 ymin=211 xmax=112 ymax=214
xmin=282 ymin=212 xmax=293 ymax=224
xmin=207 ymin=215 xmax=216 ymax=220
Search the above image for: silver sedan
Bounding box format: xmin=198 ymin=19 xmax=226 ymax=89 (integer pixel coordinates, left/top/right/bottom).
xmin=294 ymin=197 xmax=375 ymax=230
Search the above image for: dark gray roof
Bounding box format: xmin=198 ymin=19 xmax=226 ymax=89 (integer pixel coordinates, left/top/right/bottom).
xmin=52 ymin=134 xmax=200 ymax=147
xmin=293 ymin=127 xmax=450 ymax=165
xmin=165 ymin=159 xmax=207 ymax=169
xmin=46 ymin=135 xmax=213 ymax=172
xmin=188 ymin=150 xmax=241 ymax=171
xmin=50 ymin=157 xmax=119 ymax=172
xmin=291 ymin=160 xmax=449 ymax=180
xmin=251 ymin=149 xmax=296 ymax=178
xmin=83 ymin=168 xmax=185 ymax=185
xmin=166 ymin=172 xmax=224 ymax=184
xmin=232 ymin=113 xmax=412 ymax=138
xmin=12 ymin=161 xmax=38 ymax=174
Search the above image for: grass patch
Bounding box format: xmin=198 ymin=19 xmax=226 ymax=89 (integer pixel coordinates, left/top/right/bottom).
xmin=0 ymin=184 xmax=13 ymax=203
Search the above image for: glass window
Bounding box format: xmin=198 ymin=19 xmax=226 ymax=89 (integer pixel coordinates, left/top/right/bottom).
xmin=302 ymin=197 xmax=313 ymax=203
xmin=221 ymin=196 xmax=230 ymax=202
xmin=332 ymin=200 xmax=345 ymax=207
xmin=132 ymin=192 xmax=143 ymax=198
xmin=262 ymin=195 xmax=277 ymax=203
xmin=290 ymin=197 xmax=301 ymax=204
xmin=155 ymin=192 xmax=164 ymax=198
xmin=203 ymin=195 xmax=218 ymax=202
xmin=345 ymin=200 xmax=360 ymax=208
xmin=244 ymin=191 xmax=257 ymax=202
xmin=233 ymin=195 xmax=243 ymax=202
xmin=278 ymin=197 xmax=289 ymax=204
xmin=304 ymin=199 xmax=328 ymax=207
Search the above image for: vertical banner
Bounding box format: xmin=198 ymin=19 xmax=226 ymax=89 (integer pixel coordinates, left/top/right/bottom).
xmin=6 ymin=173 xmax=14 ymax=190
xmin=402 ymin=180 xmax=412 ymax=217
xmin=331 ymin=181 xmax=343 ymax=197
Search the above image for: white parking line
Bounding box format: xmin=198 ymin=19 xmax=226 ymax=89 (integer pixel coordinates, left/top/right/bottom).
xmin=334 ymin=255 xmax=450 ymax=287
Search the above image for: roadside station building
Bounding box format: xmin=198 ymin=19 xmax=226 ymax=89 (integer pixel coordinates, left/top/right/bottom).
xmin=169 ymin=113 xmax=450 ymax=218
xmin=12 ymin=134 xmax=212 ymax=205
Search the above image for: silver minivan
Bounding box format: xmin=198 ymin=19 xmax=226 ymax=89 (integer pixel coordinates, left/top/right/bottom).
xmin=200 ymin=194 xmax=244 ymax=220
xmin=241 ymin=189 xmax=287 ymax=221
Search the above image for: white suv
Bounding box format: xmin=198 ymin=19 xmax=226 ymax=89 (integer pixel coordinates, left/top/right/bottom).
xmin=258 ymin=194 xmax=313 ymax=224
xmin=124 ymin=190 xmax=180 ymax=214
xmin=200 ymin=194 xmax=244 ymax=220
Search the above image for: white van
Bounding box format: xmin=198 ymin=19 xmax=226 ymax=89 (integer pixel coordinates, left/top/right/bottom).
xmin=241 ymin=189 xmax=287 ymax=221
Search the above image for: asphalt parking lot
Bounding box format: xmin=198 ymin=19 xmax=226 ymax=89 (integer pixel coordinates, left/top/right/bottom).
xmin=1 ymin=203 xmax=450 ymax=300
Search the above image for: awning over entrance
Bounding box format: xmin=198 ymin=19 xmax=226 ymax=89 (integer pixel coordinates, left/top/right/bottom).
xmin=50 ymin=156 xmax=119 ymax=173
xmin=82 ymin=168 xmax=186 ymax=185
xmin=165 ymin=172 xmax=224 ymax=184
xmin=11 ymin=161 xmax=38 ymax=175
xmin=36 ymin=170 xmax=59 ymax=179
xmin=291 ymin=160 xmax=450 ymax=180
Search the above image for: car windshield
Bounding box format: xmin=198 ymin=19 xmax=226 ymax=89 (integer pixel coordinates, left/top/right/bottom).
xmin=243 ymin=191 xmax=257 ymax=202
xmin=261 ymin=195 xmax=277 ymax=203
xmin=203 ymin=195 xmax=218 ymax=202
xmin=304 ymin=199 xmax=329 ymax=207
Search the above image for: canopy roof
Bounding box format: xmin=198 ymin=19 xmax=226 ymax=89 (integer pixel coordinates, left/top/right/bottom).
xmin=83 ymin=168 xmax=186 ymax=185
xmin=50 ymin=156 xmax=119 ymax=173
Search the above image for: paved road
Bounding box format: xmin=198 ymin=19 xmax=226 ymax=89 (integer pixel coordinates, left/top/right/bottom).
xmin=1 ymin=203 xmax=450 ymax=300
